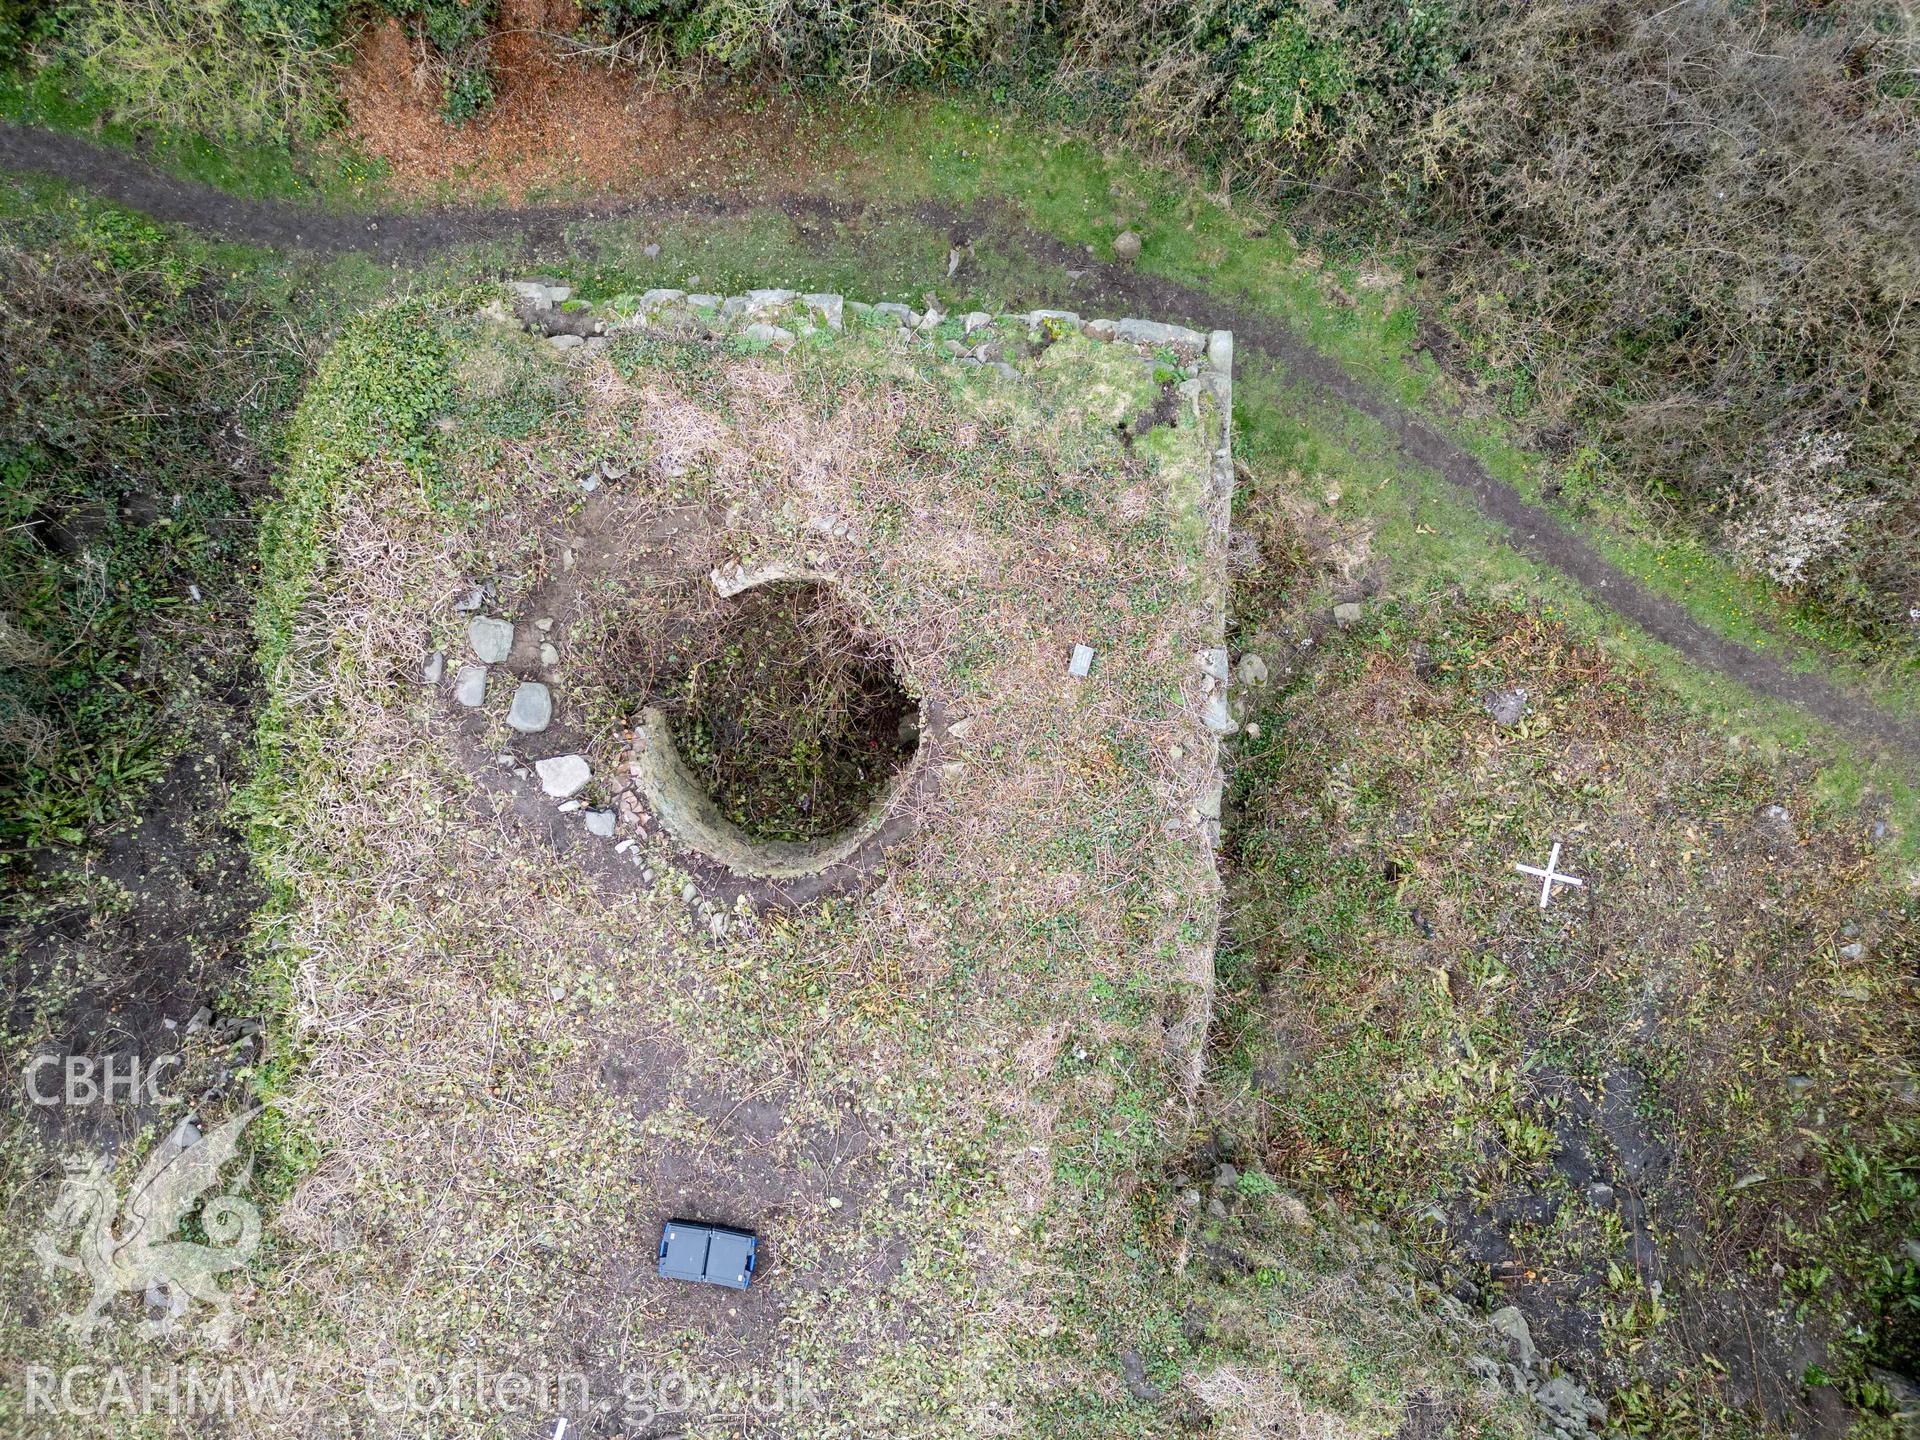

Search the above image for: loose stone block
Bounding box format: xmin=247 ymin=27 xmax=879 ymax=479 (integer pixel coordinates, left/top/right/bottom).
xmin=469 ymin=616 xmax=514 ymax=663
xmin=535 ymin=754 xmax=591 ymax=799
xmin=507 ymin=681 xmax=553 ymax=734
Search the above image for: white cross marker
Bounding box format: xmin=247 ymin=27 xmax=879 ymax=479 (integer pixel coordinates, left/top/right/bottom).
xmin=1514 ymin=841 xmax=1585 ymax=910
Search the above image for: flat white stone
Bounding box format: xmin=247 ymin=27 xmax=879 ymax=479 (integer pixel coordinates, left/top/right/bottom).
xmin=535 ymin=754 xmax=591 ymax=799
xmin=1068 ymin=644 xmax=1095 ymax=678
xmin=584 ymin=810 xmax=616 ymax=838
xmin=452 ymin=664 xmax=488 ymax=708
xmin=802 ymin=293 xmax=844 ymax=329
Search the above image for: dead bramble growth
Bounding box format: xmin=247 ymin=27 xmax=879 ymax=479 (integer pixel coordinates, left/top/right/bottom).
xmin=604 ymin=580 xmax=920 ymax=845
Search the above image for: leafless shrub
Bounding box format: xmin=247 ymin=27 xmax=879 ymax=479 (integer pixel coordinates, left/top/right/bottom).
xmin=1396 ymin=1 xmax=1920 ymax=631
xmin=1725 ymin=430 xmax=1882 ymax=589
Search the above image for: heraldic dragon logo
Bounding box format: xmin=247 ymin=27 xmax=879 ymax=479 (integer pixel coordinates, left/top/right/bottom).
xmin=31 ymin=1108 xmax=262 ymax=1347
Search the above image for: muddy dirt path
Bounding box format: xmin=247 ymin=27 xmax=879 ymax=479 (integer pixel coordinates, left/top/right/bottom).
xmin=7 ymin=119 xmax=1915 ymax=767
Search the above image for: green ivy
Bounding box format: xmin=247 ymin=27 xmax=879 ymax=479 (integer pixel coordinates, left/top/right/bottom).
xmin=441 ymin=53 xmax=494 ymax=126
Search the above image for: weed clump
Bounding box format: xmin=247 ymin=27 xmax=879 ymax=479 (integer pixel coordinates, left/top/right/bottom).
xmin=0 ymin=198 xmax=287 ymax=863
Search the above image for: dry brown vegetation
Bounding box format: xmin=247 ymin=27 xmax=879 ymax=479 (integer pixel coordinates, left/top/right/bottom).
xmin=1398 ymin=3 xmax=1920 ymax=639
xmin=23 ymin=293 xmax=1260 ymax=1435
xmin=339 ymin=0 xmax=815 ymax=200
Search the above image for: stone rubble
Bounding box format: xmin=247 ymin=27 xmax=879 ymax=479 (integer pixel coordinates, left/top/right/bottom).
xmin=535 ymin=754 xmax=591 ymax=800
xmin=1445 ymin=1303 xmax=1611 ymax=1438
xmin=1485 ymin=686 xmax=1529 ymax=727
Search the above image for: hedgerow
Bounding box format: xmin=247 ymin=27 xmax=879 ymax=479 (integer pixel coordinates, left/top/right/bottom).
xmin=1398 ymin=3 xmax=1919 ymax=642
xmin=43 ymin=0 xmax=342 ymax=141
xmin=9 ymin=0 xmax=1917 ymax=636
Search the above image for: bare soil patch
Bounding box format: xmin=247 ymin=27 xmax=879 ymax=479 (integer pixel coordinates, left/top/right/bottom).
xmin=4 ymin=708 xmax=262 ymax=1157
xmin=340 ymin=6 xmax=814 ymax=200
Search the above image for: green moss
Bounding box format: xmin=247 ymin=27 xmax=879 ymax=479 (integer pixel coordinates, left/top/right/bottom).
xmin=238 ymin=295 xmax=455 ymax=1192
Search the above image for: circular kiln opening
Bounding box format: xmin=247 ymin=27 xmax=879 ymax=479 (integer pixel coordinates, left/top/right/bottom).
xmin=629 ymin=579 xmax=922 ymax=879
